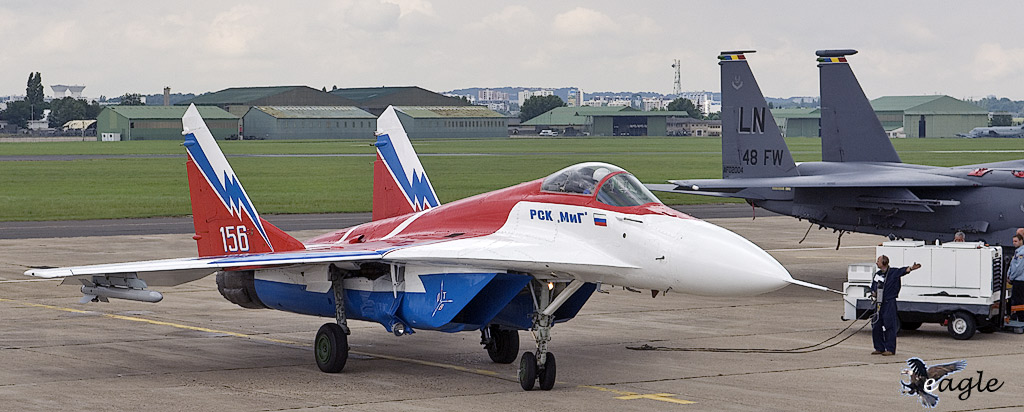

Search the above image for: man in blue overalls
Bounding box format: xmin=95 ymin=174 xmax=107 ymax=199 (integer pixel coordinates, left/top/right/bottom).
xmin=871 ymin=255 xmax=922 ymax=356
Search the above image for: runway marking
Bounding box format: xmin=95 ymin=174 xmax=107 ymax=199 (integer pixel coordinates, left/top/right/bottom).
xmin=0 ymin=297 xmax=508 ymax=381
xmin=581 ymin=385 xmax=695 ymax=405
xmin=3 ymin=297 xmax=704 ymax=401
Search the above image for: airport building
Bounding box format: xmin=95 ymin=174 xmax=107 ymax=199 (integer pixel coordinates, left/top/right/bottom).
xmin=769 ymin=96 xmax=987 ymax=138
xmin=179 ymin=86 xmax=358 ymax=117
xmin=96 ymin=106 xmax=237 ymax=140
xmin=240 ymin=106 xmax=376 ymax=140
xmin=330 ymin=87 xmax=470 ymax=117
xmin=871 ymin=96 xmax=988 ymax=138
xmin=771 ymin=108 xmax=821 ymax=137
xmin=667 ymin=117 xmax=722 ymax=137
xmin=522 ymin=106 xmax=690 ymax=136
xmin=392 ymin=106 xmax=508 ymax=139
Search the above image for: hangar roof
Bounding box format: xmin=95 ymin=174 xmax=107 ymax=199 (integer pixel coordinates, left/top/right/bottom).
xmin=248 ymin=106 xmax=375 ymax=119
xmin=870 ymin=96 xmax=986 ymax=115
xmin=104 ymin=105 xmax=237 ymax=120
xmin=180 ymin=86 xmax=355 ymax=106
xmin=395 ymin=106 xmax=505 ymax=118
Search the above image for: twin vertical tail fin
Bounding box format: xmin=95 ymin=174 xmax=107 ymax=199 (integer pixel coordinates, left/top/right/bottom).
xmin=817 ymin=49 xmax=901 ymax=163
xmin=719 ymin=51 xmax=797 ymax=179
xmin=372 ymin=106 xmax=440 ymax=221
xmin=182 ymin=104 xmax=305 ymax=257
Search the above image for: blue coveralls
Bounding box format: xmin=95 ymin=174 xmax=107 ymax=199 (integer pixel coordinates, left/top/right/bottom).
xmin=871 ymin=266 xmax=910 ymax=353
xmin=1009 ymin=245 xmax=1024 ymax=320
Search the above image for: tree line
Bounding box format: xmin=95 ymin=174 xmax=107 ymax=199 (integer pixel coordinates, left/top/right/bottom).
xmin=0 ymin=72 xmax=144 ymax=130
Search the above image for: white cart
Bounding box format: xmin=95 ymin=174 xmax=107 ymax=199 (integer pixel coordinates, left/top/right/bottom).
xmin=841 ymin=240 xmax=1018 ymax=340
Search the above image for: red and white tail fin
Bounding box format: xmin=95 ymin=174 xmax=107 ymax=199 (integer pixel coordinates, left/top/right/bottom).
xmin=372 ymin=106 xmax=440 ymax=221
xmin=182 ymin=104 xmax=305 ymax=257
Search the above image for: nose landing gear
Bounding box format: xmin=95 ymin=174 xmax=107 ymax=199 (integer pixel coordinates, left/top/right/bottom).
xmin=517 ymin=278 xmax=584 ymax=391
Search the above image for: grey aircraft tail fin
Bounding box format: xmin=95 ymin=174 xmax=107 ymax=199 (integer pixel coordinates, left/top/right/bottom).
xmin=817 ymin=49 xmax=901 ymax=163
xmin=719 ymin=51 xmax=798 ymax=179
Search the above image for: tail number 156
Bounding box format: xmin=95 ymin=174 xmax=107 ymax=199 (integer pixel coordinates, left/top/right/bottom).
xmin=219 ymin=225 xmax=250 ymax=252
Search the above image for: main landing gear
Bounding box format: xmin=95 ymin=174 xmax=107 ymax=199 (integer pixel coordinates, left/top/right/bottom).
xmin=316 ymin=268 xmax=350 ymax=373
xmin=481 ymin=324 xmax=519 ymax=364
xmin=517 ymin=279 xmax=585 ymax=391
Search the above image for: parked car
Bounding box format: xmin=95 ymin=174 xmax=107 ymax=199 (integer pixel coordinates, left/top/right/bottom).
xmin=539 ymin=129 xmax=558 ymax=136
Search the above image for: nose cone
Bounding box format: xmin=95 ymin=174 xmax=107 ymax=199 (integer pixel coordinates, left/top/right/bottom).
xmin=668 ymin=219 xmax=793 ymax=296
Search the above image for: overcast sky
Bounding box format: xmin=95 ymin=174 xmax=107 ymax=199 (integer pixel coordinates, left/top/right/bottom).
xmin=4 ymin=1 xmax=1024 ymax=101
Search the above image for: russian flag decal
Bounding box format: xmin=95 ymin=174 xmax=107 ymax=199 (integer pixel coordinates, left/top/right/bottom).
xmin=594 ymin=213 xmax=607 ymax=227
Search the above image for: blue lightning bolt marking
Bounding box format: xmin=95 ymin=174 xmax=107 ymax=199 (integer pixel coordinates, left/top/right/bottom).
xmin=184 ymin=133 xmax=272 ymax=250
xmin=375 ymin=133 xmax=439 ymax=210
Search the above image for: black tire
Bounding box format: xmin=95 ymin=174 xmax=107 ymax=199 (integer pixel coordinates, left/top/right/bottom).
xmin=518 ymin=352 xmax=537 ymax=391
xmin=538 ymin=352 xmax=556 ymax=391
xmin=315 ymin=323 xmax=349 ymax=373
xmin=486 ymin=326 xmax=519 ymax=364
xmin=900 ymin=321 xmax=922 ymax=331
xmin=948 ymin=312 xmax=977 ymax=340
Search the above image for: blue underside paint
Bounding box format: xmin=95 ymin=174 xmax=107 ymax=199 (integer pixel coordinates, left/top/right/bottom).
xmin=253 ymin=273 xmax=542 ymax=333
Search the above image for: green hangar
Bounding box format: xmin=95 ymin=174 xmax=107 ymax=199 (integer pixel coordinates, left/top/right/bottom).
xmin=870 ymin=96 xmax=988 ymax=138
xmin=770 ymin=96 xmax=988 ymax=138
xmin=392 ymin=106 xmax=508 ymax=139
xmin=241 ymin=106 xmax=377 ymax=139
xmin=522 ymin=107 xmax=691 ymax=136
xmin=96 ymin=106 xmax=237 ymax=141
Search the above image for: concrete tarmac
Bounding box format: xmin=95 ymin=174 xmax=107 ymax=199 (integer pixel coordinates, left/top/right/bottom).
xmin=2 ymin=215 xmax=1022 ymax=411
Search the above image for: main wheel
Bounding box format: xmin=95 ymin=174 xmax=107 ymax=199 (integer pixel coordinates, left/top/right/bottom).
xmin=518 ymin=352 xmax=537 ymax=391
xmin=315 ymin=323 xmax=349 ymax=373
xmin=486 ymin=326 xmax=519 ymax=364
xmin=948 ymin=312 xmax=976 ymax=340
xmin=538 ymin=352 xmax=557 ymax=391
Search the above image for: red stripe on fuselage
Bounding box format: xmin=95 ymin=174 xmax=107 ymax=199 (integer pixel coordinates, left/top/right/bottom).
xmin=306 ymin=179 xmax=693 ymax=247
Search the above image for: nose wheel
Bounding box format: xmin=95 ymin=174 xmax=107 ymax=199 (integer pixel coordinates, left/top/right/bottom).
xmin=517 ymin=278 xmax=584 ymax=391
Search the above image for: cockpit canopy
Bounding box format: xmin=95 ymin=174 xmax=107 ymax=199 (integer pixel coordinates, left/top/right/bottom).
xmin=541 ymin=162 xmax=662 ymax=207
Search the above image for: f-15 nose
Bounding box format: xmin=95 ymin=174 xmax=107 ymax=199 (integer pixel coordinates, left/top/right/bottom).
xmin=672 ymin=219 xmax=794 ymax=296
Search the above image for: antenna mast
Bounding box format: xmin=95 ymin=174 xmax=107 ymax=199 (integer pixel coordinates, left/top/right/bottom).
xmin=671 ymin=59 xmax=682 ymax=96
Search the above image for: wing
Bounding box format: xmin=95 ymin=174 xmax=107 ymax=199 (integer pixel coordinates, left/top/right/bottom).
xmin=25 ymin=247 xmax=388 ymax=287
xmin=907 ymin=358 xmax=929 ymax=380
xmin=927 ymin=360 xmax=966 ymax=380
xmin=664 ymin=172 xmax=976 ymax=191
xmin=648 ymin=170 xmax=975 ymax=207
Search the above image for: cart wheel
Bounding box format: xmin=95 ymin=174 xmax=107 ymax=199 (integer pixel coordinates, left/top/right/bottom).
xmin=948 ymin=311 xmax=976 ymax=340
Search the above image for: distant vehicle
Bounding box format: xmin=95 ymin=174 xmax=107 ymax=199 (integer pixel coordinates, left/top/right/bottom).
xmin=956 ymin=125 xmax=1024 ymax=138
xmin=539 ymin=129 xmax=558 ymax=136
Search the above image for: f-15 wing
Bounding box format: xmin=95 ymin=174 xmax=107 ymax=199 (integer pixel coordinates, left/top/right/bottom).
xmin=650 ymin=171 xmax=977 ymax=199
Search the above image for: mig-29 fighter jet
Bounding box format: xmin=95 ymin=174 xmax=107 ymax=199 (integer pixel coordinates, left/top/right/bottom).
xmin=27 ymin=104 xmax=817 ymax=391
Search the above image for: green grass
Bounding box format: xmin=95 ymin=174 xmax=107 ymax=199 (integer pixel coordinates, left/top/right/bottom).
xmin=2 ymin=137 xmax=1024 ymax=221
